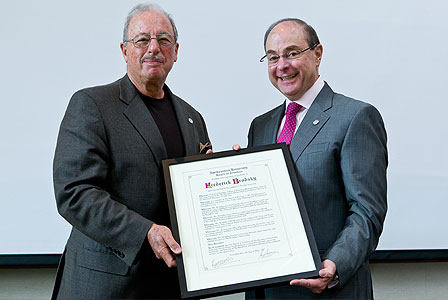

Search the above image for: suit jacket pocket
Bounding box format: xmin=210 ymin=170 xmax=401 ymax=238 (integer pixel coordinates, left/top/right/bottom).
xmin=78 ymin=246 xmax=130 ymax=276
xmin=304 ymin=142 xmax=329 ymax=155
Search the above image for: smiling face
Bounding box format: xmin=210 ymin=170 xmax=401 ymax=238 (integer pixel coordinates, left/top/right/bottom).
xmin=265 ymin=21 xmax=322 ymax=100
xmin=120 ymin=10 xmax=178 ymax=94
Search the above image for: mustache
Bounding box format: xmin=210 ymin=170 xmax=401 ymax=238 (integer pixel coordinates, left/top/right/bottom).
xmin=141 ymin=55 xmax=165 ymax=63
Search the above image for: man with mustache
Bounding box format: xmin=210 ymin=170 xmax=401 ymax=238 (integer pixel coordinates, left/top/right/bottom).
xmin=245 ymin=18 xmax=388 ymax=299
xmin=52 ymin=3 xmax=210 ymax=299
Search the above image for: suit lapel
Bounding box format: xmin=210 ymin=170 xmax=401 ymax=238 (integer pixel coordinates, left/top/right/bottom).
xmin=119 ymin=75 xmax=167 ymax=169
xmin=289 ymin=83 xmax=333 ymax=162
xmin=170 ymin=92 xmax=197 ymax=156
xmin=265 ymin=103 xmax=286 ymax=144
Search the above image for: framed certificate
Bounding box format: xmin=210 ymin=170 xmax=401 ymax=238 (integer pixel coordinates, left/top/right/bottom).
xmin=162 ymin=143 xmax=322 ymax=299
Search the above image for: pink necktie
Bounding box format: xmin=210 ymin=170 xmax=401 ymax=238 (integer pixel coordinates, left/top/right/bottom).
xmin=277 ymin=102 xmax=302 ymax=148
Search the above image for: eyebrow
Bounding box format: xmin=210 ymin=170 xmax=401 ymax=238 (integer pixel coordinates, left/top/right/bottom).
xmin=266 ymin=45 xmax=303 ymax=54
xmin=135 ymin=32 xmax=172 ymax=37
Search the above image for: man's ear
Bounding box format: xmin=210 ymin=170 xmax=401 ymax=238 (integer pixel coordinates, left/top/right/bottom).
xmin=314 ymin=44 xmax=323 ymax=67
xmin=120 ymin=42 xmax=128 ymax=63
xmin=173 ymin=42 xmax=179 ymax=62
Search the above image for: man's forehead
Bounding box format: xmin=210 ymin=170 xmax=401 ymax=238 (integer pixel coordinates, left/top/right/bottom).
xmin=128 ymin=11 xmax=173 ymax=34
xmin=268 ymin=22 xmax=305 ymax=40
xmin=266 ymin=23 xmax=306 ymax=47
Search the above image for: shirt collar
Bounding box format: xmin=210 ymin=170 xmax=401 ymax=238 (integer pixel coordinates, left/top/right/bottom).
xmin=287 ymin=76 xmax=324 ymax=109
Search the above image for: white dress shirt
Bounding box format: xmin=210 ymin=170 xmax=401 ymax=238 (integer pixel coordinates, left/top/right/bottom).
xmin=277 ymin=76 xmax=325 ymax=139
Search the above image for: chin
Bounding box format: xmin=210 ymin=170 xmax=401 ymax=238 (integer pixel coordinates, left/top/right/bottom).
xmin=280 ymin=88 xmax=299 ymax=98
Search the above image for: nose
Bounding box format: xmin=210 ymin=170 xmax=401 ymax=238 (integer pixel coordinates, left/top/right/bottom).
xmin=147 ymin=37 xmax=161 ymax=54
xmin=276 ymin=56 xmax=290 ymax=72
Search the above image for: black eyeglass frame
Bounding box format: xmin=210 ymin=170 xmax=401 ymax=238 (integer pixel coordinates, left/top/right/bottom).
xmin=259 ymin=43 xmax=319 ymax=63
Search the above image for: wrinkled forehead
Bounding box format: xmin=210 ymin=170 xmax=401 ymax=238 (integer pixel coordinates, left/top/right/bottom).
xmin=266 ymin=21 xmax=307 ymax=51
xmin=128 ymin=11 xmax=174 ymax=37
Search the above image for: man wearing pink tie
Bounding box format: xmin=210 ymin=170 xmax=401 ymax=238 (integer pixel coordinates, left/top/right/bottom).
xmin=245 ymin=18 xmax=388 ymax=299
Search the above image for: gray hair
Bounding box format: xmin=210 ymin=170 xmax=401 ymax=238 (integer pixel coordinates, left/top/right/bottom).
xmin=122 ymin=3 xmax=178 ymax=42
xmin=263 ymin=18 xmax=320 ymax=50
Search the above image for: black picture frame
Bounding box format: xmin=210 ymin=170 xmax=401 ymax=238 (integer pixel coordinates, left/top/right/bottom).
xmin=162 ymin=143 xmax=322 ymax=299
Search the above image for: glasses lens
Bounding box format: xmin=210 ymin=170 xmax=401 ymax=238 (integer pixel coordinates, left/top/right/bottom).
xmin=267 ymin=54 xmax=280 ymax=65
xmin=156 ymin=34 xmax=174 ymax=48
xmin=134 ymin=38 xmax=150 ymax=48
xmin=130 ymin=34 xmax=174 ymax=49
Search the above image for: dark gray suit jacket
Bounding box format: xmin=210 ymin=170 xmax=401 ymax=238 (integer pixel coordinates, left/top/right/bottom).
xmin=52 ymin=75 xmax=210 ymax=299
xmin=246 ymin=83 xmax=387 ymax=299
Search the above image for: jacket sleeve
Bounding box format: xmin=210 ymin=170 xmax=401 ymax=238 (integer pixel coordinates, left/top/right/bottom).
xmin=247 ymin=119 xmax=255 ymax=147
xmin=53 ymin=90 xmax=152 ymax=267
xmin=323 ymin=104 xmax=388 ymax=287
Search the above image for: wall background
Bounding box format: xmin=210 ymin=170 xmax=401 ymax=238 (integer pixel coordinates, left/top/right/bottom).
xmin=1 ymin=0 xmax=447 ymax=299
xmin=0 ymin=0 xmax=447 ymax=258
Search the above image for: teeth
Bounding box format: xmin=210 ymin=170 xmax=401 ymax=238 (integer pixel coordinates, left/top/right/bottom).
xmin=281 ymin=74 xmax=296 ymax=81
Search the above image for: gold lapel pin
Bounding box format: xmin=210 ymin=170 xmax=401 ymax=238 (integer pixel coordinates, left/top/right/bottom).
xmin=199 ymin=142 xmax=212 ymax=154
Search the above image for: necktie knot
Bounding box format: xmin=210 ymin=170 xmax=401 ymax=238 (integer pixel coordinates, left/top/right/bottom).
xmin=286 ymin=101 xmax=302 ymax=116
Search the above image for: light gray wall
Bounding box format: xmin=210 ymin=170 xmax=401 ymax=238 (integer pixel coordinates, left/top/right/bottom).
xmin=1 ymin=263 xmax=448 ymax=300
xmin=1 ymin=3 xmax=446 ymax=299
xmin=0 ymin=0 xmax=447 ymax=256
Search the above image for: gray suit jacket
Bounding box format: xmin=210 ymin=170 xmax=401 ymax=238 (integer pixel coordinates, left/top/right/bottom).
xmin=246 ymin=83 xmax=387 ymax=299
xmin=52 ymin=75 xmax=210 ymax=299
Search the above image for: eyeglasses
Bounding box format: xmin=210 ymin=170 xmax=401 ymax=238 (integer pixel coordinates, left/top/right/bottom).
xmin=124 ymin=34 xmax=175 ymax=49
xmin=260 ymin=44 xmax=318 ymax=65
